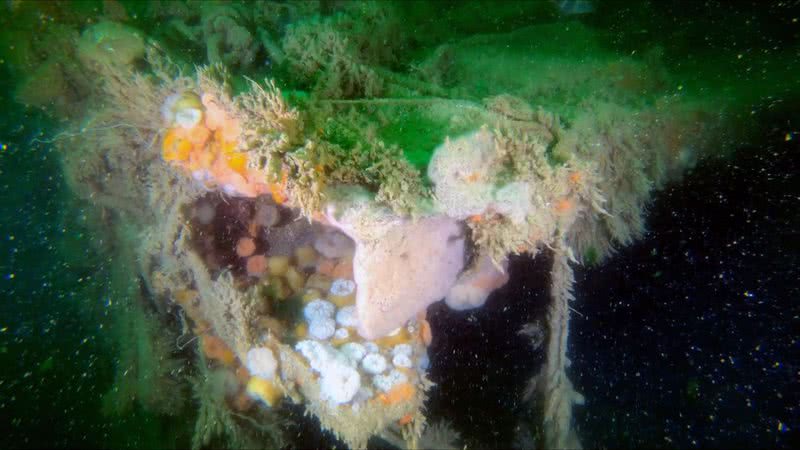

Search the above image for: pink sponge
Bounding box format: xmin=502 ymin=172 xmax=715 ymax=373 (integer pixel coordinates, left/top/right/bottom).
xmin=446 ymin=254 xmax=509 ymax=310
xmin=326 ymin=196 xmax=465 ymax=339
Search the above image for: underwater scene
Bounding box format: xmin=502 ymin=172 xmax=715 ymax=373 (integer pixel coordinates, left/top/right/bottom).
xmin=0 ymin=0 xmax=797 ymax=449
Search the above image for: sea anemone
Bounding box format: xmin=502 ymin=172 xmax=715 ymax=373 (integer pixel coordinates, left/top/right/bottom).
xmin=362 ymin=353 xmax=388 ymax=374
xmin=335 ymin=306 xmax=359 ymax=328
xmin=235 ymin=237 xmax=256 ymax=257
xmin=328 ymin=278 xmax=356 ymax=307
xmin=308 ymin=318 xmax=336 ymax=340
xmin=245 ymin=347 xmax=277 ymax=380
xmin=162 ymin=91 xmax=204 ymax=128
xmin=314 ymin=230 xmax=355 ymax=259
xmin=253 ymin=201 xmax=280 ymax=227
xmin=246 ymin=254 xmax=268 ymax=277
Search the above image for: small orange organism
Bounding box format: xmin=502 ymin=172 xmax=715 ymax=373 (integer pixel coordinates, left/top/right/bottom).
xmin=247 ymin=220 xmax=258 ymax=237
xmin=419 ymin=318 xmax=432 ymax=346
xmin=268 ymin=169 xmax=289 ymax=204
xmin=554 ymin=198 xmax=574 ymax=214
xmin=569 ymin=171 xmax=583 ymax=184
xmin=201 ymin=334 xmax=236 ymax=366
xmin=332 ymin=259 xmax=354 ymax=279
xmin=225 ymin=151 xmax=248 ymax=176
xmin=187 ymin=125 xmax=211 ymax=148
xmin=235 ymin=366 xmax=251 ymax=384
xmin=236 ymin=237 xmax=256 ymax=257
xmin=174 ymin=289 xmax=205 ymax=324
xmin=161 ymin=128 xmax=193 ymax=162
xmin=463 ymin=172 xmax=481 ymax=182
xmin=294 ymin=322 xmax=308 ymax=339
xmin=174 ymin=289 xmax=198 ymax=305
xmin=316 ymin=258 xmax=337 ymax=277
xmin=379 ymin=382 xmax=415 ymax=405
xmin=232 ymin=391 xmax=253 ymax=412
xmin=398 ymin=413 xmax=414 ymax=426
xmin=246 ymin=254 xmax=268 ymax=277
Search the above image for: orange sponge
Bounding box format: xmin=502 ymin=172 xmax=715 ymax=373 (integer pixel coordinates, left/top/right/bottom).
xmin=379 ymin=382 xmax=415 ymax=405
xmin=201 ymin=334 xmax=236 ymax=366
xmin=162 ymin=129 xmax=192 ymax=162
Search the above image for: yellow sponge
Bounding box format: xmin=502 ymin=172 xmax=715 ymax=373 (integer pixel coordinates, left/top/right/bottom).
xmin=246 ymin=376 xmax=282 ymax=407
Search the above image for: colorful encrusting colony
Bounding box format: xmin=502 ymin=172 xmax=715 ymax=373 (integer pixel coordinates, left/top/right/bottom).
xmin=5 ymin=1 xmax=773 ymax=449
